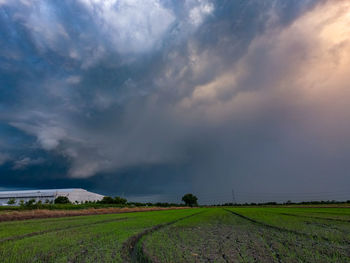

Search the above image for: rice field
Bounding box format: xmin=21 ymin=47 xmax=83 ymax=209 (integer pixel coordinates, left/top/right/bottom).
xmin=0 ymin=207 xmax=349 ymax=262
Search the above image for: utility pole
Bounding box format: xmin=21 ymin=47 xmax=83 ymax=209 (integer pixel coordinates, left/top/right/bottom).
xmin=232 ymin=188 xmax=236 ymax=204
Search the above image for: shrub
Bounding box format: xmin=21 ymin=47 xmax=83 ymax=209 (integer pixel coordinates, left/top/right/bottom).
xmin=114 ymin=196 xmax=127 ymax=205
xmin=7 ymin=198 xmax=16 ymax=205
xmin=99 ymin=196 xmax=127 ymax=205
xmin=182 ymin=193 xmax=198 ymax=207
xmin=54 ymin=196 xmax=71 ymax=204
xmin=25 ymin=199 xmax=36 ymax=207
xmin=100 ymin=196 xmax=115 ymax=204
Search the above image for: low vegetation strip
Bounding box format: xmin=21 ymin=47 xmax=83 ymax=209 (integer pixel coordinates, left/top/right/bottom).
xmin=0 ymin=206 xmax=188 ymax=222
xmin=279 ymin=212 xmax=350 ymax=222
xmin=0 ymin=217 xmax=129 ymax=243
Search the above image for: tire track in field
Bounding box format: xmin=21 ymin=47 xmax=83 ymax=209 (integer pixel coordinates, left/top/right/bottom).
xmin=0 ymin=217 xmax=129 ymax=244
xmin=122 ymin=210 xmax=205 ymax=263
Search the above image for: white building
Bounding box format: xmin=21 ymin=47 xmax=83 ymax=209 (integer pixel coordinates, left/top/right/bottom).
xmin=0 ymin=188 xmax=104 ymax=205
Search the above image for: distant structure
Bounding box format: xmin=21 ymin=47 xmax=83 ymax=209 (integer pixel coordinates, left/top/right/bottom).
xmin=232 ymin=188 xmax=236 ymax=204
xmin=0 ymin=188 xmax=104 ymax=205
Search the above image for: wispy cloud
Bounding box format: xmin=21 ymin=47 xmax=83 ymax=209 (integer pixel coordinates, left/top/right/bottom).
xmin=12 ymin=157 xmax=45 ymax=170
xmin=0 ymin=153 xmax=10 ymax=165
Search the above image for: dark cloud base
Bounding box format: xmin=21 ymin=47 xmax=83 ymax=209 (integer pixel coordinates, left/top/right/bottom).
xmin=1 ymin=0 xmax=349 ymax=203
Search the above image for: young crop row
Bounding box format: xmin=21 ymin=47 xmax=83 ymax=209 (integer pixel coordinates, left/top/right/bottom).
xmin=227 ymin=207 xmax=350 ymax=243
xmin=0 ymin=208 xmax=201 ymax=263
xmin=141 ymin=208 xmax=350 ymax=263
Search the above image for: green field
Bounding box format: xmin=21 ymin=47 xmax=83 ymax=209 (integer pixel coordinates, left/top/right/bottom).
xmin=0 ymin=207 xmax=349 ymax=262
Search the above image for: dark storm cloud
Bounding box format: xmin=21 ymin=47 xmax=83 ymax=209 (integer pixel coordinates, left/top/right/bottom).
xmin=1 ymin=0 xmax=349 ymax=203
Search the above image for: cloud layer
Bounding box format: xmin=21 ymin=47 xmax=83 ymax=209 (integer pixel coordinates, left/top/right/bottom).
xmin=1 ymin=0 xmax=350 ymax=202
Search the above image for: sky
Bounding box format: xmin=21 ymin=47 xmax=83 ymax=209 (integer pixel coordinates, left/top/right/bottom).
xmin=0 ymin=0 xmax=350 ymax=204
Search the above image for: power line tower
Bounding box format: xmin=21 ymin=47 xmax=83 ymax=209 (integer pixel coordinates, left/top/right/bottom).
xmin=232 ymin=188 xmax=236 ymax=204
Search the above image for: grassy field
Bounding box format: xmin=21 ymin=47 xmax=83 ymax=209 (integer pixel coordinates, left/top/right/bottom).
xmin=0 ymin=207 xmax=349 ymax=262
